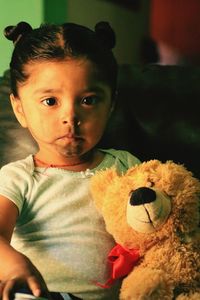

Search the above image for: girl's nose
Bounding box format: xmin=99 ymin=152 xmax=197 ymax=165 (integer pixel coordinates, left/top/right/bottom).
xmin=62 ymin=117 xmax=80 ymax=127
xmin=61 ymin=103 xmax=80 ymax=126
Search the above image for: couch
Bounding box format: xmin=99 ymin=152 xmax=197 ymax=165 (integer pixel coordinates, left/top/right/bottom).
xmin=1 ymin=65 xmax=200 ymax=178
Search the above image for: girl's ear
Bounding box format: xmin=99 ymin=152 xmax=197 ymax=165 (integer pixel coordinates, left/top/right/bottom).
xmin=109 ymin=90 xmax=117 ymax=116
xmin=10 ymin=94 xmax=28 ymax=128
xmin=110 ymin=102 xmax=115 ymax=115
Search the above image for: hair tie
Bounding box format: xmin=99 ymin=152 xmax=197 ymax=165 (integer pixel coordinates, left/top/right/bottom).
xmin=4 ymin=21 xmax=32 ymax=45
xmin=95 ymin=21 xmax=116 ymax=50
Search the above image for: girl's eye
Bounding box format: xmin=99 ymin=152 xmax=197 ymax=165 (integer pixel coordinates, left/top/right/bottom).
xmin=42 ymin=98 xmax=57 ymax=106
xmin=81 ymin=96 xmax=99 ymax=106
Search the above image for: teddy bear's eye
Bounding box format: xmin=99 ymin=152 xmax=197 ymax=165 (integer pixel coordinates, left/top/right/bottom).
xmin=147 ymin=181 xmax=154 ymax=188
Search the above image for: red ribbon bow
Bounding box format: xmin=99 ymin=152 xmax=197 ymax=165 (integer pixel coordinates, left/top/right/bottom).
xmin=95 ymin=244 xmax=140 ymax=288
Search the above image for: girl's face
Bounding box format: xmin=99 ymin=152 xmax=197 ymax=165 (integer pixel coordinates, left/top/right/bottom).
xmin=11 ymin=59 xmax=113 ymax=162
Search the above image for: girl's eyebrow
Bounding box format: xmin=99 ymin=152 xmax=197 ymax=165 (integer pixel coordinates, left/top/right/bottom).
xmin=33 ymin=85 xmax=107 ymax=95
xmin=86 ymin=83 xmax=110 ymax=93
xmin=33 ymin=88 xmax=58 ymax=95
xmin=85 ymin=86 xmax=106 ymax=94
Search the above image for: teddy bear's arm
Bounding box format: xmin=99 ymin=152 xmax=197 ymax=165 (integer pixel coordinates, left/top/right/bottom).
xmin=120 ymin=267 xmax=174 ymax=300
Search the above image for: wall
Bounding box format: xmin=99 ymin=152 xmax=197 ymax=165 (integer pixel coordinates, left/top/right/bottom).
xmin=0 ymin=0 xmax=150 ymax=75
xmin=43 ymin=0 xmax=67 ymax=24
xmin=0 ymin=0 xmax=43 ymax=76
xmin=66 ymin=0 xmax=150 ymax=65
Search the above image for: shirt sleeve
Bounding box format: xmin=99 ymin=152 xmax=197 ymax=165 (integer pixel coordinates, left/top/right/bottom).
xmin=106 ymin=149 xmax=141 ymax=173
xmin=120 ymin=150 xmax=141 ymax=169
xmin=0 ymin=162 xmax=30 ymax=212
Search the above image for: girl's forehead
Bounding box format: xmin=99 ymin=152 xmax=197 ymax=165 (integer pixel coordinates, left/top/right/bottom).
xmin=23 ymin=59 xmax=96 ymax=83
xmin=25 ymin=58 xmax=97 ymax=75
xmin=18 ymin=58 xmax=111 ymax=95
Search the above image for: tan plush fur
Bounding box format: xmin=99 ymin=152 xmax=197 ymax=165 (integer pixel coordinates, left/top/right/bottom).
xmin=90 ymin=160 xmax=200 ymax=299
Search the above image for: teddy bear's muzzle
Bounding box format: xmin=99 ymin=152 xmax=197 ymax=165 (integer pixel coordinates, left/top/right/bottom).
xmin=127 ymin=187 xmax=172 ymax=233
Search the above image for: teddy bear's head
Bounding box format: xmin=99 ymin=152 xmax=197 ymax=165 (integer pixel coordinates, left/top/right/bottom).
xmin=90 ymin=160 xmax=200 ymax=253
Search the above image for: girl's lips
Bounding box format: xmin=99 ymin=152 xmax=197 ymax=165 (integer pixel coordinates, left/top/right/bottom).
xmin=58 ymin=134 xmax=83 ymax=141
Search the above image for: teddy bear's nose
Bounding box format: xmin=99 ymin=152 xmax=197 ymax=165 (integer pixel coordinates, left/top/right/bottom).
xmin=130 ymin=187 xmax=156 ymax=206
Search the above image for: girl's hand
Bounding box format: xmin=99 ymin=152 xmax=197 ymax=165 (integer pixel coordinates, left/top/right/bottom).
xmin=0 ymin=253 xmax=51 ymax=300
xmin=0 ymin=197 xmax=51 ymax=300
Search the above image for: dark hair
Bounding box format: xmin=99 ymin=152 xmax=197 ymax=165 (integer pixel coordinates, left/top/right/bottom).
xmin=4 ymin=21 xmax=118 ymax=98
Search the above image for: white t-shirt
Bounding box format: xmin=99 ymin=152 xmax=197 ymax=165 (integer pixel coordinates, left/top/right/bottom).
xmin=0 ymin=149 xmax=140 ymax=300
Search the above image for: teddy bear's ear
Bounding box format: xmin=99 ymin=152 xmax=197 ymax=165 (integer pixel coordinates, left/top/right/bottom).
xmin=126 ymin=159 xmax=161 ymax=176
xmin=90 ymin=167 xmax=119 ymax=210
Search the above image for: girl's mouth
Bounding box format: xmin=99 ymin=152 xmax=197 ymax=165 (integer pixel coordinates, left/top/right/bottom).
xmin=57 ymin=134 xmax=83 ymax=142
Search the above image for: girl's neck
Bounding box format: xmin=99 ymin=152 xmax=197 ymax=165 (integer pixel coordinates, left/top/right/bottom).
xmin=34 ymin=149 xmax=104 ymax=171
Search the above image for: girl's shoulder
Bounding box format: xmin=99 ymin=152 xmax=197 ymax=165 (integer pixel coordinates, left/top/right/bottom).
xmin=0 ymin=155 xmax=35 ymax=176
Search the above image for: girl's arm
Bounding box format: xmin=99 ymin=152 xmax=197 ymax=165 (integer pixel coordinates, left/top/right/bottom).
xmin=0 ymin=195 xmax=50 ymax=300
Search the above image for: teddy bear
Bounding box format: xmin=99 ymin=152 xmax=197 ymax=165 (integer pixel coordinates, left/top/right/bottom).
xmin=90 ymin=160 xmax=200 ymax=300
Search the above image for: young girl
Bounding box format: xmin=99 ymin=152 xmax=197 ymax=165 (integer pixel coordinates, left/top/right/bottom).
xmin=0 ymin=21 xmax=140 ymax=300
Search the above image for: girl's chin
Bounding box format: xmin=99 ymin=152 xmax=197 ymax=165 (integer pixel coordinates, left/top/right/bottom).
xmin=58 ymin=146 xmax=83 ymax=157
xmin=57 ymin=143 xmax=93 ymax=158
